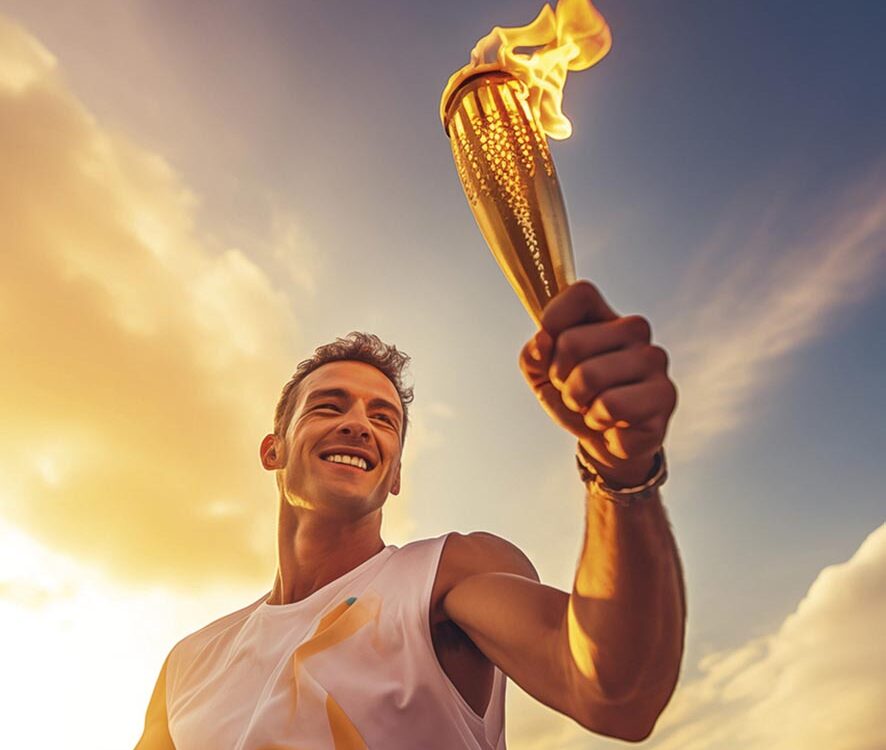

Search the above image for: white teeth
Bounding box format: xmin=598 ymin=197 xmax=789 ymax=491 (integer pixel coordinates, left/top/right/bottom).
xmin=324 ymin=454 xmax=369 ymax=471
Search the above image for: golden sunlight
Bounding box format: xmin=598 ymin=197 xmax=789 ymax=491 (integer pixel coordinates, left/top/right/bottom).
xmin=0 ymin=15 xmax=295 ymax=589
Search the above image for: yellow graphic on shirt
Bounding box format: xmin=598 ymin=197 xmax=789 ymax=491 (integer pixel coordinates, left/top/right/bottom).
xmin=265 ymin=593 xmax=383 ymax=750
xmin=325 ymin=692 xmax=366 ymax=749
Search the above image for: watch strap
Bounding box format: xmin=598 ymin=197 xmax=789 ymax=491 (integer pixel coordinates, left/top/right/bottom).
xmin=576 ymin=443 xmax=668 ymax=507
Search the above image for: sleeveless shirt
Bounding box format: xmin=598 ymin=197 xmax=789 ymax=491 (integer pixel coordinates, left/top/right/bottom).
xmin=165 ymin=533 xmax=507 ymax=749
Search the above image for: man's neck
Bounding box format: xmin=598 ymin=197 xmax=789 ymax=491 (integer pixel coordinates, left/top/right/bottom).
xmin=266 ymin=502 xmax=385 ymax=606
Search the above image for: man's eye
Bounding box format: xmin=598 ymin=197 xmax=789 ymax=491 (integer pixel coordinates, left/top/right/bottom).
xmin=315 ymin=404 xmax=340 ymax=411
xmin=373 ymin=414 xmax=393 ymax=424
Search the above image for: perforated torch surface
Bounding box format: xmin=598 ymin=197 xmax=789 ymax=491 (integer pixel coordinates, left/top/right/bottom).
xmin=446 ymin=74 xmax=576 ymax=324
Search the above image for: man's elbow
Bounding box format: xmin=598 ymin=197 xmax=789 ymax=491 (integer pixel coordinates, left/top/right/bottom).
xmin=575 ymin=705 xmax=661 ymax=743
xmin=573 ymin=678 xmax=676 ymax=743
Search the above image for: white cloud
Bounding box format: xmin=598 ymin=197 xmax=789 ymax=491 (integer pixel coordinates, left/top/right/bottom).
xmin=646 ymin=522 xmax=886 ymax=750
xmin=265 ymin=206 xmax=321 ymax=296
xmin=0 ymin=14 xmax=424 ymax=588
xmin=0 ymin=12 xmax=55 ymax=92
xmin=660 ymin=174 xmax=886 ymax=466
xmin=0 ymin=15 xmax=305 ymax=587
xmin=504 ymin=523 xmax=886 ymax=750
xmin=0 ymin=518 xmax=254 ymax=749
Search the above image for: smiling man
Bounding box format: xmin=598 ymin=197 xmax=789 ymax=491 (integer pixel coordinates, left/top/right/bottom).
xmin=136 ymin=281 xmax=685 ymax=749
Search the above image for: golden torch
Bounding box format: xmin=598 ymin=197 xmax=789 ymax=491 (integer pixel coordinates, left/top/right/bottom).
xmin=441 ymin=0 xmax=611 ymax=326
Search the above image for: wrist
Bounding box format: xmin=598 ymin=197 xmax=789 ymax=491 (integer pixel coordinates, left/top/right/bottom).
xmin=577 ymin=442 xmax=656 ymax=488
xmin=599 ymin=460 xmax=657 ymax=489
xmin=576 ymin=442 xmax=668 ymax=506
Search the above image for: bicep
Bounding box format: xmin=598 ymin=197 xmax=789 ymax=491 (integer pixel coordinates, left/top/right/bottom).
xmin=441 ymin=532 xmax=657 ymax=737
xmin=134 ymin=656 xmax=176 ymax=750
xmin=440 ymin=533 xmax=585 ymax=722
xmin=443 ymin=566 xmax=589 ymax=715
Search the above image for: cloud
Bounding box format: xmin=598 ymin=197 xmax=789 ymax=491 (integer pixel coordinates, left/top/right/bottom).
xmin=506 ymin=522 xmax=886 ymax=750
xmin=648 ymin=522 xmax=886 ymax=750
xmin=0 ymin=10 xmax=55 ymax=93
xmin=659 ymin=173 xmax=886 ymax=465
xmin=0 ymin=16 xmax=310 ymax=587
xmin=0 ymin=518 xmax=255 ymax=748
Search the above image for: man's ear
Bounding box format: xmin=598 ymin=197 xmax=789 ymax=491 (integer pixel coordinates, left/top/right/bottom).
xmin=260 ymin=433 xmax=285 ymax=471
xmin=390 ymin=462 xmax=401 ymax=496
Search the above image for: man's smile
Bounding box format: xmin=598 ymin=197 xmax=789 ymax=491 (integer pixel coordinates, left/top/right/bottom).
xmin=319 ymin=453 xmax=373 ymax=472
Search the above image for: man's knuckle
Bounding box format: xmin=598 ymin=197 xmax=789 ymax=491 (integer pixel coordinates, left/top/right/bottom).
xmin=575 ymin=279 xmax=599 ymax=296
xmin=623 ymin=315 xmax=652 ymax=342
xmin=647 ymin=344 xmax=669 ymax=371
xmin=519 ymin=340 xmax=535 ymax=364
xmin=576 ymin=364 xmax=599 ymax=395
xmin=596 ymin=391 xmax=617 ymax=417
xmin=668 ymin=379 xmax=679 ymax=409
xmin=572 ymin=280 xmax=600 ymax=305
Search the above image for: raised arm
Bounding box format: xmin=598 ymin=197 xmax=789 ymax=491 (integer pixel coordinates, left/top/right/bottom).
xmin=443 ymin=280 xmax=684 ymax=741
xmin=569 ymin=484 xmax=684 ymax=737
xmin=134 ymin=656 xmax=176 ymax=750
xmin=442 ymin=490 xmax=684 ymax=740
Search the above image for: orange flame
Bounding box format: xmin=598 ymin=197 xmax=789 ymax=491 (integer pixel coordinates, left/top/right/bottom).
xmin=441 ymin=0 xmax=611 ymax=140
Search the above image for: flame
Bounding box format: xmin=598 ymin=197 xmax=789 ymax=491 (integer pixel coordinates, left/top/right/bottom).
xmin=441 ymin=0 xmax=611 ymax=140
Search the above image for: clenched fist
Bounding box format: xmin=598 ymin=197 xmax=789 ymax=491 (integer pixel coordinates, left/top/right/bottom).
xmin=519 ymin=280 xmax=678 ymax=489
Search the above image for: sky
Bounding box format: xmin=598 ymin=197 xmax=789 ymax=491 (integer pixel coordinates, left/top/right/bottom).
xmin=0 ymin=0 xmax=884 ymax=747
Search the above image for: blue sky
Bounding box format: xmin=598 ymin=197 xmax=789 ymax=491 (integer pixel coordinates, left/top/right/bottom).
xmin=1 ymin=1 xmax=884 ymax=747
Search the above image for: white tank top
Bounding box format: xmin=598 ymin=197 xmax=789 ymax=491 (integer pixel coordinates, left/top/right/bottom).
xmin=166 ymin=533 xmax=507 ymax=749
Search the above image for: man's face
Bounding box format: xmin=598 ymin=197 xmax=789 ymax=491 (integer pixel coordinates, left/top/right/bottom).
xmin=270 ymin=361 xmax=404 ymax=518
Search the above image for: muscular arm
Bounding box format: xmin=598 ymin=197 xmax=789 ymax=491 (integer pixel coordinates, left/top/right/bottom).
xmin=456 ymin=278 xmax=686 ymax=739
xmin=442 ymin=491 xmax=685 ymax=741
xmin=568 ymin=486 xmax=685 ymax=737
xmin=134 ymin=656 xmax=176 ymax=750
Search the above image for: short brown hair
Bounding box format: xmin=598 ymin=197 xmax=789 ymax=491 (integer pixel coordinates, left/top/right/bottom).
xmin=273 ymin=332 xmax=414 ymax=445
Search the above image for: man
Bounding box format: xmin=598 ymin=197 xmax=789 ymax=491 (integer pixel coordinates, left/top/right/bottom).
xmin=136 ymin=280 xmax=684 ymax=749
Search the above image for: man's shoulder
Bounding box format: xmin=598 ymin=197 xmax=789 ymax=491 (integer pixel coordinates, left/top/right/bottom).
xmin=439 ymin=531 xmax=540 ymax=583
xmin=430 ymin=531 xmax=540 ymax=625
xmin=170 ymin=594 xmax=266 ymax=659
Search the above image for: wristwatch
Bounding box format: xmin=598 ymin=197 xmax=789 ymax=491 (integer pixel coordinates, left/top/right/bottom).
xmin=575 ymin=442 xmax=668 ymax=507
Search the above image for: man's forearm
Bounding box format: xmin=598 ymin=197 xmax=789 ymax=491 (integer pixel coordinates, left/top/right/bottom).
xmin=567 ymin=487 xmax=686 ymax=713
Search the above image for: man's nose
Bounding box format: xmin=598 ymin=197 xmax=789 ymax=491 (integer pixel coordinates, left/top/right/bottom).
xmin=337 ymin=410 xmax=371 ymax=440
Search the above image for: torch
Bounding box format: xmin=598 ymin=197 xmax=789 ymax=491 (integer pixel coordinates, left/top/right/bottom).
xmin=441 ymin=0 xmax=611 ymax=326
